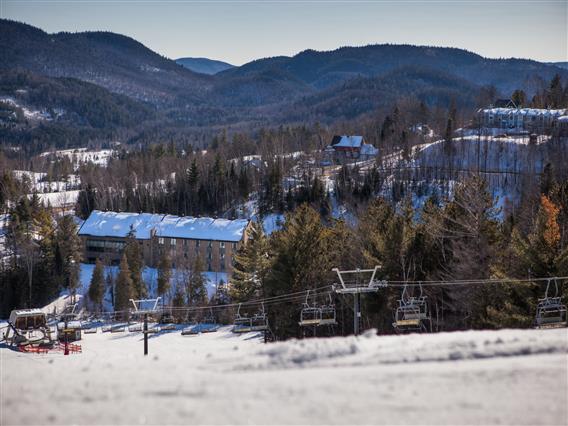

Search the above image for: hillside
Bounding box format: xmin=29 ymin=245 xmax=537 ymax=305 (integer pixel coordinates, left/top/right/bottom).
xmin=220 ymin=44 xmax=568 ymax=94
xmin=176 ymin=57 xmax=235 ymax=75
xmin=2 ymin=19 xmax=567 ymax=148
xmin=0 ymin=69 xmax=157 ymax=152
xmin=2 ymin=326 xmax=566 ymax=425
xmin=0 ymin=19 xmax=211 ymax=107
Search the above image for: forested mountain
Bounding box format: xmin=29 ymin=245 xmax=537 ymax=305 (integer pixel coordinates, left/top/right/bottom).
xmin=220 ymin=44 xmax=568 ymax=95
xmin=0 ymin=69 xmax=157 ymax=152
xmin=176 ymin=57 xmax=235 ymax=75
xmin=0 ymin=19 xmax=211 ymax=107
xmin=1 ymin=18 xmax=567 ymax=151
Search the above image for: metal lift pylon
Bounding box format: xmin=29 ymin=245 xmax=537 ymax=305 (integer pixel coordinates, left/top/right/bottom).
xmin=332 ymin=267 xmax=387 ymax=335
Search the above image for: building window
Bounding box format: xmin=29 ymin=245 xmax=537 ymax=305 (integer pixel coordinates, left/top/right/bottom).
xmin=208 ymin=262 xmax=212 ymax=272
xmin=220 ymin=261 xmax=225 ymax=272
xmin=220 ymin=242 xmax=225 ymax=248
xmin=208 ymin=240 xmax=212 ymax=248
xmin=196 ymin=240 xmax=200 ymax=248
xmin=170 ymin=238 xmax=176 ymax=246
xmin=232 ymin=243 xmax=237 ymax=250
xmin=158 ymin=238 xmax=164 ymax=245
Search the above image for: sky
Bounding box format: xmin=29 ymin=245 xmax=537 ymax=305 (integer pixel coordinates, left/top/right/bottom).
xmin=1 ymin=0 xmax=567 ymax=65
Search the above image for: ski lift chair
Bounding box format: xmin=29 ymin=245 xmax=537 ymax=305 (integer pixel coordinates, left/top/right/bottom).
xmin=232 ymin=304 xmax=253 ymax=333
xmin=319 ymin=293 xmax=338 ymax=326
xmin=299 ymin=290 xmax=322 ymax=326
xmin=393 ymin=284 xmax=430 ymax=333
xmin=251 ymin=303 xmax=269 ymax=332
xmin=536 ymin=279 xmax=567 ymax=328
xmin=194 ymin=309 xmax=219 ymax=333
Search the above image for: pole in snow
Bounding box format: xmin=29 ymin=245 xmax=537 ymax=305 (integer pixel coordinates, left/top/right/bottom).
xmin=143 ymin=313 xmax=148 ymax=356
xmin=353 ymin=292 xmax=360 ymax=336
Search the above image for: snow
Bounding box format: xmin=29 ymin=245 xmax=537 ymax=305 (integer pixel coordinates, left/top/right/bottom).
xmin=1 ymin=328 xmax=566 ymax=425
xmin=13 ymin=170 xmax=81 ymax=193
xmin=480 ymin=107 xmax=566 ymax=117
xmin=40 ymin=148 xmax=116 ymax=170
xmin=79 ymin=211 xmax=249 ymax=242
xmin=31 ymin=190 xmax=80 ymax=208
xmin=79 ymin=263 xmax=227 ymax=308
xmin=333 ymin=135 xmax=363 ymax=149
xmin=78 ymin=211 xmax=165 ymax=240
xmin=156 ymin=216 xmax=250 ymax=242
xmin=262 ymin=213 xmax=284 ymax=235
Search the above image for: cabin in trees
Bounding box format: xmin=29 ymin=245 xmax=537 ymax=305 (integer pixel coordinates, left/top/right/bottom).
xmin=477 ymin=107 xmax=567 ymax=135
xmin=325 ymin=135 xmax=379 ymax=163
xmin=78 ymin=211 xmax=251 ymax=275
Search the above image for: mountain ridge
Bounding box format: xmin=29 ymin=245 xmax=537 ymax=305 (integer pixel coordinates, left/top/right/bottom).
xmin=176 ymin=57 xmax=235 ymax=75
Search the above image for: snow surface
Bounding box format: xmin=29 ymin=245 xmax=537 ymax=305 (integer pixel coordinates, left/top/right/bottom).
xmin=1 ymin=328 xmax=566 ymax=425
xmin=156 ymin=216 xmax=249 ymax=242
xmin=79 ymin=263 xmax=227 ymax=309
xmin=79 ymin=211 xmax=249 ymax=242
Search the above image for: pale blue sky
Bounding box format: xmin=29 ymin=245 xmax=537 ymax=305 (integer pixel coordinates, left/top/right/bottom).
xmin=1 ymin=0 xmax=567 ymax=65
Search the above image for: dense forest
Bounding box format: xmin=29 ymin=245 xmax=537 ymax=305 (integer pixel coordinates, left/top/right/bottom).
xmin=0 ymin=75 xmax=567 ymax=340
xmin=2 ymin=18 xmax=568 ymax=154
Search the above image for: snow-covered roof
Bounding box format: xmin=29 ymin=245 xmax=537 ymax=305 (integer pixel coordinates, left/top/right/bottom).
xmin=78 ymin=211 xmax=164 ymax=239
xmin=480 ymin=108 xmax=566 ymax=117
xmin=557 ymin=115 xmax=568 ymax=122
xmin=57 ymin=321 xmax=82 ymax=329
xmin=360 ymin=143 xmax=379 ymax=156
xmin=9 ymin=309 xmax=45 ymax=323
xmin=333 ymin=136 xmax=363 ymax=149
xmin=156 ymin=216 xmax=250 ymax=242
xmin=78 ymin=210 xmax=250 ymax=242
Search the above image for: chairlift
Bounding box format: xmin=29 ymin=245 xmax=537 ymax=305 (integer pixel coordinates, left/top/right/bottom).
xmin=535 ymin=278 xmax=567 ymax=329
xmin=250 ymin=303 xmax=269 ymax=332
xmin=393 ymin=282 xmax=431 ymax=333
xmin=232 ymin=303 xmax=253 ymax=333
xmin=299 ymin=290 xmax=322 ymax=326
xmin=319 ymin=293 xmax=337 ymax=326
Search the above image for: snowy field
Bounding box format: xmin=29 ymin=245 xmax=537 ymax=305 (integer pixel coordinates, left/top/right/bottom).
xmin=1 ymin=328 xmax=567 ymax=425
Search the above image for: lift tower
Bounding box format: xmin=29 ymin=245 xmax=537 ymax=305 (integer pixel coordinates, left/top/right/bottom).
xmin=332 ymin=267 xmax=387 ymax=335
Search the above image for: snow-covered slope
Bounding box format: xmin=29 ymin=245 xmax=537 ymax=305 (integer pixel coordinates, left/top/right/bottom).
xmin=1 ymin=328 xmax=566 ymax=425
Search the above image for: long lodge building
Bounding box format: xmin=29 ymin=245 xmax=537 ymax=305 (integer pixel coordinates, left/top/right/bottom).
xmin=78 ymin=210 xmax=251 ymax=275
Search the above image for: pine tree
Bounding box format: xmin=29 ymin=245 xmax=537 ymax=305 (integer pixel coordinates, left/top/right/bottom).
xmin=157 ymin=251 xmax=172 ymax=305
xmin=265 ymin=204 xmax=334 ymax=338
xmin=55 ymin=215 xmax=82 ymax=303
xmin=88 ymin=259 xmax=105 ymax=313
xmin=124 ymin=228 xmax=146 ymax=299
xmin=172 ymin=287 xmax=186 ymax=322
xmin=187 ymin=255 xmax=207 ymax=306
xmin=230 ymin=222 xmax=270 ymax=302
xmin=115 ymin=255 xmax=133 ymax=318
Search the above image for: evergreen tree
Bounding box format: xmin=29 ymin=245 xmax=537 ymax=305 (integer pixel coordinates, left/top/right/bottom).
xmin=124 ymin=228 xmax=146 ymax=299
xmin=157 ymin=251 xmax=172 ymax=305
xmin=115 ymin=255 xmax=133 ymax=318
xmin=511 ymin=89 xmax=527 ymax=107
xmin=230 ymin=222 xmax=270 ymax=302
xmin=187 ymin=255 xmax=207 ymax=306
xmin=88 ymin=259 xmax=105 ymax=313
xmin=55 ymin=215 xmax=82 ymax=302
xmin=264 ymin=204 xmax=335 ymax=338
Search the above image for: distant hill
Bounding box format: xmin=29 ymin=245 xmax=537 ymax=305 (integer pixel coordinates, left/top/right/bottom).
xmin=2 ymin=18 xmax=567 ymax=149
xmin=0 ymin=19 xmax=211 ymax=107
xmin=176 ymin=57 xmax=234 ymax=75
xmin=220 ymin=45 xmax=568 ymax=95
xmin=0 ymin=69 xmax=156 ymax=152
xmin=551 ymin=62 xmax=568 ymax=70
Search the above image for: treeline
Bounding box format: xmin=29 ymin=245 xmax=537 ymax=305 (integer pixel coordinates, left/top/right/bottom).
xmin=0 ymin=196 xmax=81 ymax=317
xmin=231 ymin=176 xmax=568 ymax=339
